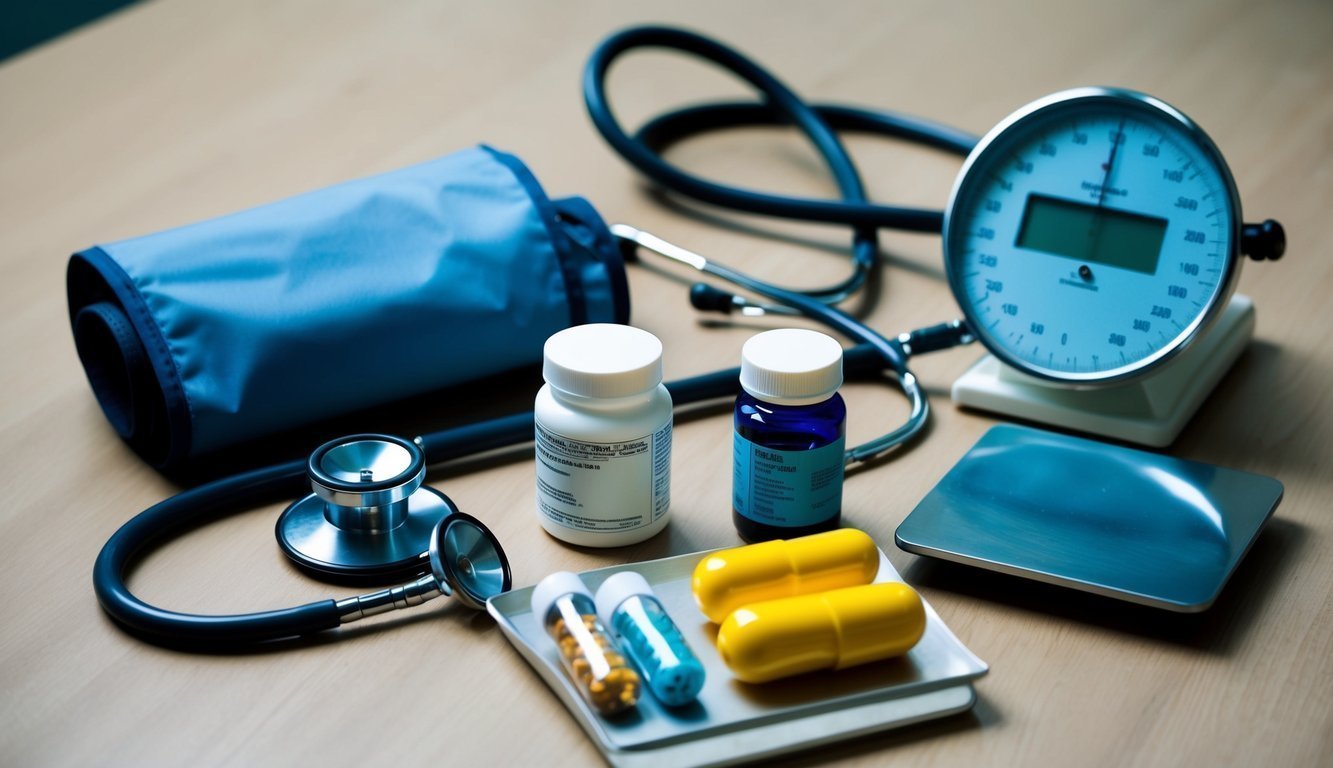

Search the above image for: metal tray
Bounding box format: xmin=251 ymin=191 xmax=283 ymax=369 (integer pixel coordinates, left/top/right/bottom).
xmin=487 ymin=548 xmax=988 ymax=767
xmin=895 ymin=425 xmax=1284 ymax=611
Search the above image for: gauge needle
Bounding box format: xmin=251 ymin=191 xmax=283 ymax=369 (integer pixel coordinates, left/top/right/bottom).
xmin=1087 ymin=119 xmax=1126 ymax=269
xmin=1097 ymin=121 xmax=1125 ymax=204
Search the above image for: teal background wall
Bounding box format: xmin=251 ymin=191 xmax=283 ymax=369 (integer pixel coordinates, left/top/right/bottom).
xmin=2 ymin=1 xmax=139 ymax=61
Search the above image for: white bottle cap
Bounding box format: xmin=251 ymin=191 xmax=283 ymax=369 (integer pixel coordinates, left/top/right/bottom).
xmin=594 ymin=570 xmax=656 ymax=631
xmin=739 ymin=328 xmax=844 ymax=406
xmin=530 ymin=571 xmax=592 ymax=623
xmin=543 ymin=324 xmax=664 ymax=398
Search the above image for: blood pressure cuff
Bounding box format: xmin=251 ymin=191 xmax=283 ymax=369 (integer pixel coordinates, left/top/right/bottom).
xmin=66 ymin=145 xmax=629 ymax=472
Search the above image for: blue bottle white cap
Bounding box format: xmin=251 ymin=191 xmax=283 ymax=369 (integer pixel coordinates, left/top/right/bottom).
xmin=740 ymin=328 xmax=844 ymax=406
xmin=594 ymin=570 xmax=656 ymax=631
xmin=530 ymin=570 xmax=593 ymax=623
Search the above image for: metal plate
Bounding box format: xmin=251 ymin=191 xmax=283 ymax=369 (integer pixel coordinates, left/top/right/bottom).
xmin=487 ymin=548 xmax=987 ymax=768
xmin=275 ymin=487 xmax=455 ymax=581
xmin=895 ymin=425 xmax=1283 ymax=611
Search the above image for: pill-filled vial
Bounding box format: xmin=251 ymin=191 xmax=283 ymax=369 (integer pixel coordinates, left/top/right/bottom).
xmin=534 ymin=324 xmax=673 ymax=547
xmin=531 ymin=571 xmax=640 ymax=716
xmin=733 ymin=329 xmax=847 ymax=542
xmin=595 ymin=571 xmax=706 ymax=707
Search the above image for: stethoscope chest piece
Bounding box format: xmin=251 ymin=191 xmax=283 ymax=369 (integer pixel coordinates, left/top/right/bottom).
xmin=276 ymin=434 xmax=456 ymax=582
xmin=94 ymin=431 xmax=512 ymax=647
xmin=430 ymin=510 xmax=513 ymax=610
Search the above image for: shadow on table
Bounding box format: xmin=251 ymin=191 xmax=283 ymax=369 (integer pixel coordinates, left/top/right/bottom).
xmin=901 ymin=515 xmax=1305 ymax=655
xmin=775 ymin=691 xmax=998 ymax=767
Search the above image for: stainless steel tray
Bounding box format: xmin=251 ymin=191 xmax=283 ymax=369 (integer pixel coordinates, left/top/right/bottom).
xmin=487 ymin=548 xmax=988 ymax=767
xmin=895 ymin=425 xmax=1284 ymax=612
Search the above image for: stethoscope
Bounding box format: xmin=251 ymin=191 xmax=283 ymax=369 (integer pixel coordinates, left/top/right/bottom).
xmin=88 ymin=25 xmax=986 ymax=649
xmin=93 ymin=25 xmax=1282 ymax=648
xmin=94 ymin=433 xmax=514 ymax=646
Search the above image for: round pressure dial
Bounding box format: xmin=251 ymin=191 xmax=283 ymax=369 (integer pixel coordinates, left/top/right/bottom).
xmin=943 ymin=88 xmax=1243 ymax=384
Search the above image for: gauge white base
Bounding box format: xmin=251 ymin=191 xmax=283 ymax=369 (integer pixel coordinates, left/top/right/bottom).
xmin=952 ymin=295 xmax=1254 ymax=446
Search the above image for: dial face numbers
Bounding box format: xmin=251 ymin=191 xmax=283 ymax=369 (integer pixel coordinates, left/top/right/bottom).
xmin=945 ymin=93 xmax=1239 ymax=382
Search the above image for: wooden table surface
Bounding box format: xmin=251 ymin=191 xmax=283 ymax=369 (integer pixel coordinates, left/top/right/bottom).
xmin=2 ymin=1 xmax=1330 ymax=765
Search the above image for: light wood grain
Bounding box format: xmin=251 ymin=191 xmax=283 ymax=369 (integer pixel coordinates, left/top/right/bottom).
xmin=1 ymin=0 xmax=1329 ymax=765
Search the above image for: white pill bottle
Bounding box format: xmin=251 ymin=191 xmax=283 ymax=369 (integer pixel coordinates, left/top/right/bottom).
xmin=534 ymin=324 xmax=673 ymax=547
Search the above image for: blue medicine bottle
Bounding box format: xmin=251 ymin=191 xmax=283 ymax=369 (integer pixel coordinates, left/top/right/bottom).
xmin=595 ymin=571 xmax=706 ymax=707
xmin=732 ymin=329 xmax=847 ymax=542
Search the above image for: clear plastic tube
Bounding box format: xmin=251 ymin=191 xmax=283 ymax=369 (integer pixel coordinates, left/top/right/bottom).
xmin=531 ymin=572 xmax=640 ymax=715
xmin=596 ymin=571 xmax=705 ymax=707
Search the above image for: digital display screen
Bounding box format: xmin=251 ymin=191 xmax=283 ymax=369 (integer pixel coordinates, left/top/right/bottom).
xmin=1015 ymin=194 xmax=1167 ymax=275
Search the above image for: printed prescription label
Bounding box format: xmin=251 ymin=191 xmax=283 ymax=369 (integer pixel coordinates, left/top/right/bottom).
xmin=733 ymin=433 xmax=845 ymax=527
xmin=535 ymin=421 xmax=671 ymax=532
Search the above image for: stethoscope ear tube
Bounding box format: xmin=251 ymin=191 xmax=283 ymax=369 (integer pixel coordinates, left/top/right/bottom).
xmin=583 ymin=25 xmax=976 ymax=237
xmin=91 ymin=458 xmax=343 ymax=645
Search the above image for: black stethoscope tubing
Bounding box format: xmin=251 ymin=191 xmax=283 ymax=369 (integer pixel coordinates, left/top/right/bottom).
xmin=583 ymin=25 xmax=976 ymax=300
xmin=587 ymin=24 xmax=978 ymax=456
xmin=95 ymin=361 xmax=880 ymax=646
xmin=95 ymin=24 xmax=982 ymax=647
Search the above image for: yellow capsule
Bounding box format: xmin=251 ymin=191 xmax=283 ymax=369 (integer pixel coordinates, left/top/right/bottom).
xmin=715 ymin=582 xmax=926 ymax=684
xmin=691 ymin=529 xmax=879 ymax=623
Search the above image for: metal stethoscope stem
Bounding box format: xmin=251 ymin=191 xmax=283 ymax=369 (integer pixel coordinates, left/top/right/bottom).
xmin=336 ymin=505 xmax=508 ymax=619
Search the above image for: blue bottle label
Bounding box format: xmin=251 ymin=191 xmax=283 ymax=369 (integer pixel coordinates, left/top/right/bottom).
xmin=733 ymin=432 xmax=846 ymax=527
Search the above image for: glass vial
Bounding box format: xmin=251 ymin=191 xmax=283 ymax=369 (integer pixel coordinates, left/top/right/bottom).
xmin=732 ymin=329 xmax=847 ymax=542
xmin=534 ymin=324 xmax=672 ymax=547
xmin=595 ymin=571 xmax=706 ymax=707
xmin=531 ymin=571 xmax=640 ymax=716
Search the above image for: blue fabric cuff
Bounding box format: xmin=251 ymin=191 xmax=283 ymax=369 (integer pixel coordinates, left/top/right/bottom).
xmin=67 ymin=145 xmax=629 ymax=472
